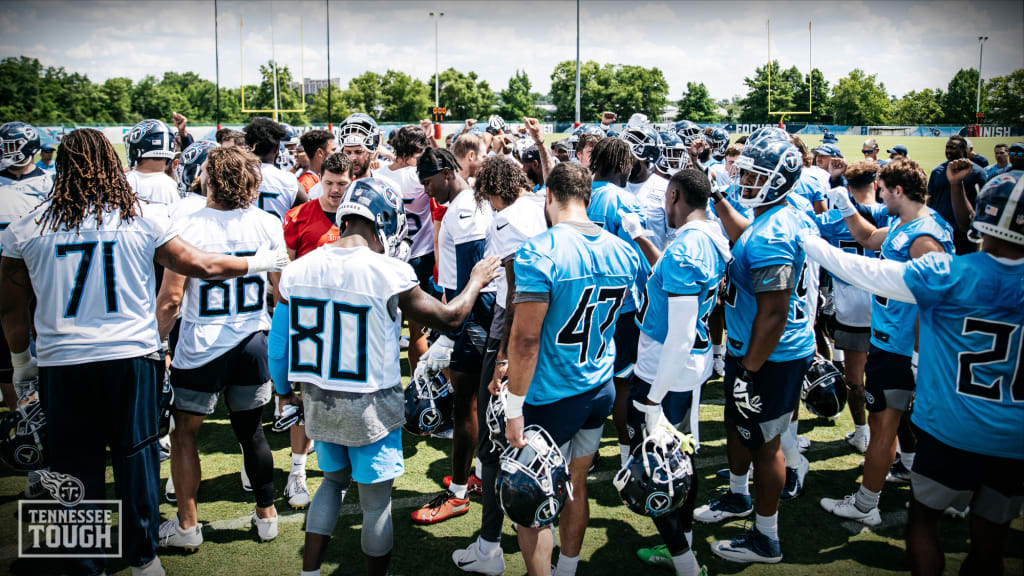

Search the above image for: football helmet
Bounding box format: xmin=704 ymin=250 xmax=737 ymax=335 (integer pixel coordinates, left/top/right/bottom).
xmin=620 ymin=123 xmax=663 ymax=165
xmin=0 ymin=121 xmax=42 ymax=171
xmin=336 ymin=113 xmax=381 ymax=152
xmin=0 ymin=396 xmax=47 ymax=472
xmin=802 ymin=356 xmax=847 ymax=419
xmin=126 ymin=119 xmax=176 ymax=167
xmin=626 ymin=113 xmax=649 ymax=127
xmin=567 ymin=124 xmax=606 ymax=161
xmin=178 ymin=140 xmax=218 ymax=194
xmin=673 ymin=120 xmax=704 ymax=147
xmin=486 ymin=115 xmax=507 ymax=135
xmin=970 ymin=170 xmax=1024 ymax=245
xmin=158 ymin=373 xmax=174 ymax=437
xmin=733 ymin=138 xmax=803 ymax=208
xmin=403 ymin=372 xmax=452 ymax=436
xmin=656 ymin=130 xmax=689 ymax=174
xmin=272 ymin=403 xmax=304 ymax=434
xmin=613 ymin=431 xmax=693 ymax=517
xmin=707 ymin=127 xmax=730 ymax=160
xmin=281 ymin=123 xmax=301 ymax=147
xmin=497 ymin=425 xmax=572 ymax=528
xmin=336 ymin=178 xmax=409 ymax=258
xmin=485 ymin=384 xmax=508 ymax=453
xmin=747 ymin=126 xmax=790 ymax=148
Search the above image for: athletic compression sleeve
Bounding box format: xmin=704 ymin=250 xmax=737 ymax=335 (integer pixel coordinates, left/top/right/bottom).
xmin=648 ymin=295 xmax=700 ymax=404
xmin=802 ymin=234 xmax=916 ymax=304
xmin=268 ymin=301 xmax=291 ymax=396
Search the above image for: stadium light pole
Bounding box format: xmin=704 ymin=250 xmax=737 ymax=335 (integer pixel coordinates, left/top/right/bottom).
xmin=575 ymin=0 xmax=580 ymax=126
xmin=214 ymin=0 xmax=220 ymax=129
xmin=430 ymin=12 xmax=444 ymax=107
xmin=975 ymin=36 xmax=988 ymax=120
xmin=326 ymin=0 xmax=332 ymax=131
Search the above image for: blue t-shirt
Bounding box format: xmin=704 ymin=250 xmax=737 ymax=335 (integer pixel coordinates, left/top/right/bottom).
xmin=792 ymin=174 xmax=826 ymax=207
xmin=870 ymin=210 xmax=955 ymax=355
xmin=588 ymin=181 xmax=651 ymax=313
xmin=636 ymin=227 xmax=727 ymax=353
xmin=35 ymin=160 xmax=55 ymax=175
xmin=723 ymin=204 xmax=818 ymax=362
xmin=927 ymin=161 xmax=987 ymax=254
xmin=515 ymin=222 xmax=640 ymax=405
xmin=903 ymin=252 xmax=1024 ymax=459
xmin=786 ymin=191 xmax=816 ymax=219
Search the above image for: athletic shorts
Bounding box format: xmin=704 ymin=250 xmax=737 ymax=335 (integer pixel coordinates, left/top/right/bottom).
xmin=626 ymin=375 xmax=694 ymax=450
xmin=450 ymin=321 xmax=489 ymax=375
xmin=0 ymin=323 xmax=11 ymax=379
xmin=910 ymin=427 xmax=1024 ymax=525
xmin=409 ymin=252 xmax=441 ymax=298
xmin=864 ymin=345 xmax=914 ymax=413
xmin=477 ymin=337 xmax=502 ymax=465
xmin=314 ymin=427 xmax=405 ymax=484
xmin=834 ymin=322 xmax=871 ymax=353
xmin=170 ymin=331 xmax=273 ymax=415
xmin=524 ymin=380 xmax=614 ymax=460
xmin=613 ymin=311 xmax=639 ymax=379
xmin=724 ymin=354 xmax=812 ymax=449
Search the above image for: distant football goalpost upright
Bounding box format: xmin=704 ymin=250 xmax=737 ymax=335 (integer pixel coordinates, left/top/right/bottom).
xmin=767 ymin=19 xmax=813 ymax=128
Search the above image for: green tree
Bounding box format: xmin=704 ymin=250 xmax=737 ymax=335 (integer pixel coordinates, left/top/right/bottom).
xmin=344 ymin=71 xmax=387 ymax=118
xmin=550 ymin=60 xmax=606 ymax=122
xmin=793 ymin=68 xmax=832 ymax=123
xmin=306 ymin=83 xmax=350 ymax=125
xmin=607 ymin=65 xmax=669 ymax=120
xmin=380 ymin=70 xmax=431 ymax=122
xmin=830 ymin=69 xmax=891 ymax=125
xmin=892 ymin=89 xmax=944 ymax=124
xmin=984 ymin=69 xmax=1024 ymax=125
xmin=428 ymin=68 xmax=496 ymax=120
xmin=0 ymin=56 xmax=52 ymax=123
xmin=98 ymin=78 xmax=134 ymax=123
xmin=676 ymin=81 xmax=719 ymax=122
xmin=549 ymin=60 xmax=669 ymax=122
xmin=737 ymin=60 xmax=793 ymax=123
xmin=498 ymin=70 xmax=538 ymax=120
xmin=943 ymin=68 xmax=986 ymax=124
xmin=247 ymin=61 xmax=308 ymax=125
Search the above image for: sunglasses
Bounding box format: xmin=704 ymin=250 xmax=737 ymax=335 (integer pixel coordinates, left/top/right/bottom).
xmin=862 ymin=149 xmax=877 ymax=155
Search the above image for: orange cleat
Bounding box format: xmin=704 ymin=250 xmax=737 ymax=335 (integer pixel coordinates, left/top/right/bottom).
xmin=410 ymin=490 xmax=471 ymax=525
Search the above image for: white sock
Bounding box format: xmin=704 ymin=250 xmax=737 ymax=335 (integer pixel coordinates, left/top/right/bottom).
xmin=291 ymin=452 xmax=307 ymax=475
xmin=729 ymin=471 xmax=750 ymax=495
xmin=449 ymin=483 xmax=467 ymax=499
xmin=554 ymin=552 xmax=579 ymax=576
xmin=478 ymin=535 xmax=500 ymax=556
xmin=855 ymin=484 xmax=880 ymax=512
xmin=712 ymin=345 xmax=723 ymax=356
xmin=755 ymin=513 xmax=779 ymax=540
xmin=619 ymin=444 xmax=631 ymax=468
xmin=684 ymin=530 xmax=693 ymax=547
xmin=854 ymin=424 xmax=868 ymax=438
xmin=900 ymin=451 xmax=915 ymax=470
xmin=672 ymin=550 xmax=699 ymax=576
xmin=780 ymin=429 xmax=800 ymax=469
xmin=300 ymin=570 xmax=321 ymax=576
xmin=833 ymin=348 xmax=845 ymax=362
xmin=474 ymin=459 xmax=483 ymax=479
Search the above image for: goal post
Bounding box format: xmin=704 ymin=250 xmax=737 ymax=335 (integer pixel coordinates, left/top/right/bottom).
xmin=767 ymin=19 xmax=813 ymax=127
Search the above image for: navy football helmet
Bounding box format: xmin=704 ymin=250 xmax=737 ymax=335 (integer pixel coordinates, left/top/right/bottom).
xmin=747 ymin=126 xmax=790 ymax=148
xmin=497 ymin=425 xmax=572 ymax=528
xmin=613 ymin=431 xmax=693 ymax=517
xmin=337 ymin=113 xmax=381 ymax=152
xmin=336 ymin=178 xmax=409 ymax=258
xmin=126 ymin=119 xmax=176 ymax=167
xmin=971 ymin=170 xmax=1024 ymax=245
xmin=656 ymin=130 xmax=689 ymax=175
xmin=0 ymin=396 xmax=47 ymax=472
xmin=673 ymin=120 xmax=704 ymax=147
xmin=485 ymin=384 xmax=509 ymax=453
xmin=0 ymin=122 xmax=42 ymax=171
xmin=707 ymin=127 xmax=730 ymax=160
xmin=179 ymin=140 xmax=218 ymax=194
xmin=802 ymin=356 xmax=847 ymax=419
xmin=734 ymin=138 xmax=803 ymax=208
xmin=281 ymin=123 xmax=301 ymax=147
xmin=403 ymin=372 xmax=452 ymax=435
xmin=567 ymin=124 xmax=606 ymax=160
xmin=620 ymin=123 xmax=663 ymax=165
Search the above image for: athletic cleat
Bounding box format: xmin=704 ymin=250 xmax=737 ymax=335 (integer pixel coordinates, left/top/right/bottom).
xmin=158 ymin=516 xmax=203 ymax=552
xmin=886 ymin=460 xmax=912 ymax=484
xmin=158 ymin=436 xmax=171 ymax=462
xmin=711 ymin=526 xmax=782 ymax=564
xmin=781 ymin=454 xmax=810 ymax=500
xmin=797 ymin=436 xmax=811 ymax=453
xmin=241 ymin=465 xmax=253 ymax=493
xmin=432 ymin=422 xmax=454 ymax=440
xmin=443 ymin=474 xmax=483 ymax=497
xmin=695 ymin=490 xmax=753 ymax=523
xmin=251 ymin=511 xmax=279 ymax=542
xmin=410 ymin=490 xmax=471 ymax=525
xmin=636 ymin=544 xmax=673 ymax=569
xmin=845 ymin=431 xmax=869 ymax=454
xmin=25 ymin=469 xmax=46 ymax=498
xmin=820 ymin=494 xmax=882 ymax=526
xmin=451 ymin=538 xmax=506 ymax=575
xmin=165 ymin=476 xmax=176 ymax=503
xmin=284 ymin=471 xmax=310 ymax=509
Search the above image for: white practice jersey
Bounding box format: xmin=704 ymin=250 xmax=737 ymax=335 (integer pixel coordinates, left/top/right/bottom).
xmin=257 ymin=163 xmax=300 ymax=221
xmin=306 ymin=180 xmax=323 ymax=201
xmin=171 ymin=205 xmax=284 ymax=369
xmin=492 ymin=196 xmax=547 ymax=306
xmin=640 ymin=175 xmax=677 ymax=250
xmin=376 ymin=164 xmax=433 ymax=259
xmin=708 ymin=162 xmax=730 ymax=190
xmin=170 ymin=193 xmax=208 ymax=222
xmin=437 ymin=187 xmax=495 ymax=293
xmin=0 ymin=179 xmax=46 ymax=253
xmin=280 ymin=245 xmax=417 ymax=394
xmin=1 ymin=202 xmax=179 ymax=366
xmin=125 ymin=170 xmax=180 ymax=205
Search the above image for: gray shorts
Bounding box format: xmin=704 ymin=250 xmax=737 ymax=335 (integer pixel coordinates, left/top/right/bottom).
xmin=170 ymin=331 xmax=273 ymax=415
xmin=558 ymin=426 xmax=604 ymax=462
xmin=834 ymin=323 xmax=871 ymax=353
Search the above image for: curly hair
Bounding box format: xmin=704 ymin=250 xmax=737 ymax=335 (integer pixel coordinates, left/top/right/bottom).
xmin=475 ymin=155 xmax=531 ymax=205
xmin=205 ymin=147 xmax=263 ymax=210
xmin=844 ymin=160 xmax=879 ymax=188
xmin=244 ymin=117 xmax=287 ymax=157
xmin=589 ymin=137 xmax=634 ymax=176
xmin=39 ymin=128 xmax=136 ymax=234
xmin=321 ymin=152 xmax=353 ymax=177
xmin=879 ymin=158 xmax=928 ymax=203
xmin=392 ymin=125 xmax=430 ymax=159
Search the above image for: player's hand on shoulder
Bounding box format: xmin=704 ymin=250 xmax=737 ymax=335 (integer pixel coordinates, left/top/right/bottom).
xmin=617 ymin=208 xmax=647 ymax=240
xmin=246 ymin=245 xmax=290 ymax=274
xmin=470 ymin=255 xmax=502 ymax=286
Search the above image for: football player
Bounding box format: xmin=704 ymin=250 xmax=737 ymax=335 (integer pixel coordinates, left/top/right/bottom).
xmin=335 ymin=113 xmax=398 ymax=190
xmin=630 ymin=169 xmax=730 ymax=575
xmin=817 ymin=158 xmax=954 ymax=526
xmin=245 ymin=117 xmax=307 ymax=221
xmin=267 ymin=178 xmax=500 ymax=576
xmin=505 ymin=161 xmax=640 ymax=576
xmin=297 ymin=129 xmax=337 ymax=194
xmin=568 ymin=124 xmax=605 ymax=167
xmin=798 ymin=169 xmax=1023 ymax=576
xmin=154 ymin=146 xmax=286 ymax=549
xmin=674 ymin=120 xmax=706 ymax=171
xmin=124 ymin=119 xmax=180 ymax=206
xmin=0 ymin=128 xmax=287 ymax=576
xmin=643 ymin=130 xmax=688 ymax=252
xmin=700 ymin=135 xmax=817 ymax=564
xmin=790 ymin=136 xmax=828 ymax=214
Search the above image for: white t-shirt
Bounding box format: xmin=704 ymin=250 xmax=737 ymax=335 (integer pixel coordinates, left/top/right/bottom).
xmin=376 ymin=164 xmax=434 ymax=259
xmin=436 ymin=187 xmax=495 ymax=293
xmin=492 ymin=196 xmax=547 ymax=306
xmin=1 ymin=202 xmax=179 ymax=366
xmin=258 ymin=163 xmax=300 ymax=221
xmin=170 ymin=193 xmax=208 ymax=222
xmin=171 ymin=205 xmax=285 ymax=369
xmin=0 ymin=179 xmax=45 ymax=253
xmin=639 ymin=175 xmax=677 ymax=250
xmin=279 ymin=245 xmax=417 ymax=394
xmin=126 ymin=170 xmax=180 ymax=205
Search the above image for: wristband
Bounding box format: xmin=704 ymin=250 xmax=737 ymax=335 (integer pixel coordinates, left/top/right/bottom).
xmin=737 ymin=361 xmax=758 ymax=382
xmin=710 ymin=188 xmax=726 ymax=205
xmin=494 ymin=360 xmax=509 ymax=366
xmin=10 ymin=349 xmax=32 ymax=368
xmin=505 ymin=392 xmax=526 ymax=419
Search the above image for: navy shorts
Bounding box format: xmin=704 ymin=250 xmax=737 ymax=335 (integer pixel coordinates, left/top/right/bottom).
xmin=170 ymin=331 xmax=272 ymax=415
xmin=864 ymin=345 xmax=915 ymax=413
xmin=724 ymin=354 xmax=812 ymax=449
xmin=448 ymin=291 xmax=495 ymax=375
xmin=0 ymin=323 xmax=10 ymax=378
xmin=613 ymin=311 xmax=639 ymax=379
xmin=409 ymin=252 xmax=441 ymax=298
xmin=627 ymin=375 xmax=694 ymax=450
xmin=524 ymin=380 xmax=614 ymax=457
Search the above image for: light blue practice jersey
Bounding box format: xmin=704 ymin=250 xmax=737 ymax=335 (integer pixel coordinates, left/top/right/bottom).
xmin=815 ymin=208 xmax=880 ymax=286
xmin=587 ymin=181 xmax=651 ymax=313
xmin=515 ymin=222 xmax=640 ymax=405
xmin=903 ymin=252 xmax=1024 ymax=459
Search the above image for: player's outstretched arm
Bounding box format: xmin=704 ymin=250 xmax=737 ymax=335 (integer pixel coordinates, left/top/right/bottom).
xmin=801 ymin=234 xmax=916 ymax=304
xmin=399 ymin=255 xmax=500 ymax=332
xmin=647 ymin=294 xmax=699 ymax=405
xmin=710 ymin=190 xmax=750 ymax=243
xmin=830 ymin=187 xmax=886 ymax=251
xmin=155 ymin=237 xmax=288 ymax=279
xmin=946 ymin=158 xmax=976 ymax=232
xmin=0 ymin=256 xmax=34 ymax=355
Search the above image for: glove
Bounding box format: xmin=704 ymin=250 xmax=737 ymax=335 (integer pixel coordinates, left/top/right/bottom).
xmin=393 ymin=239 xmax=413 ymax=263
xmin=246 ymin=245 xmax=290 ymax=274
xmin=422 ymin=335 xmax=454 ymax=375
xmin=616 ymin=208 xmax=647 ymax=241
xmin=911 ymin=351 xmax=919 ymax=381
xmin=731 ymin=363 xmax=763 ymax=419
xmin=11 ymin=350 xmax=37 ymax=384
xmin=828 ymin=187 xmax=856 ymax=218
xmin=633 ymin=399 xmax=669 ymax=439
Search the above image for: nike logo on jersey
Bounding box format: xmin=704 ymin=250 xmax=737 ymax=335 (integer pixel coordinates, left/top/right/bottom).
xmin=497 ymin=223 xmax=509 ymax=230
xmin=459 ymin=212 xmax=472 ymax=219
xmin=762 ymin=277 xmax=776 ymax=285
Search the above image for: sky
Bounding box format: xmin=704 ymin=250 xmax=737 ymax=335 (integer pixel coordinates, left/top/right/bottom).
xmin=1 ymin=0 xmax=1022 ymax=102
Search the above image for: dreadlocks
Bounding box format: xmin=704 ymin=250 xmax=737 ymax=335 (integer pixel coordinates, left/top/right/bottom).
xmin=589 ymin=137 xmax=634 ymax=177
xmin=39 ymin=128 xmax=138 ymax=234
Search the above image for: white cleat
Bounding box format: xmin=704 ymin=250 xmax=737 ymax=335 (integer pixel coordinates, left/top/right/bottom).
xmin=797 ymin=436 xmax=811 ymax=453
xmin=452 ymin=539 xmax=506 ymax=575
xmin=845 ymin=431 xmax=869 ymax=454
xmin=713 ymin=355 xmax=726 ymax=378
xmin=821 ymin=494 xmax=882 ymax=526
xmin=240 ymin=465 xmax=253 ymax=492
xmin=285 ymin=471 xmax=310 ymax=509
xmin=251 ymin=510 xmax=279 ymax=542
xmin=158 ymin=515 xmax=203 ymax=552
xmin=165 ymin=476 xmax=176 ymax=503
